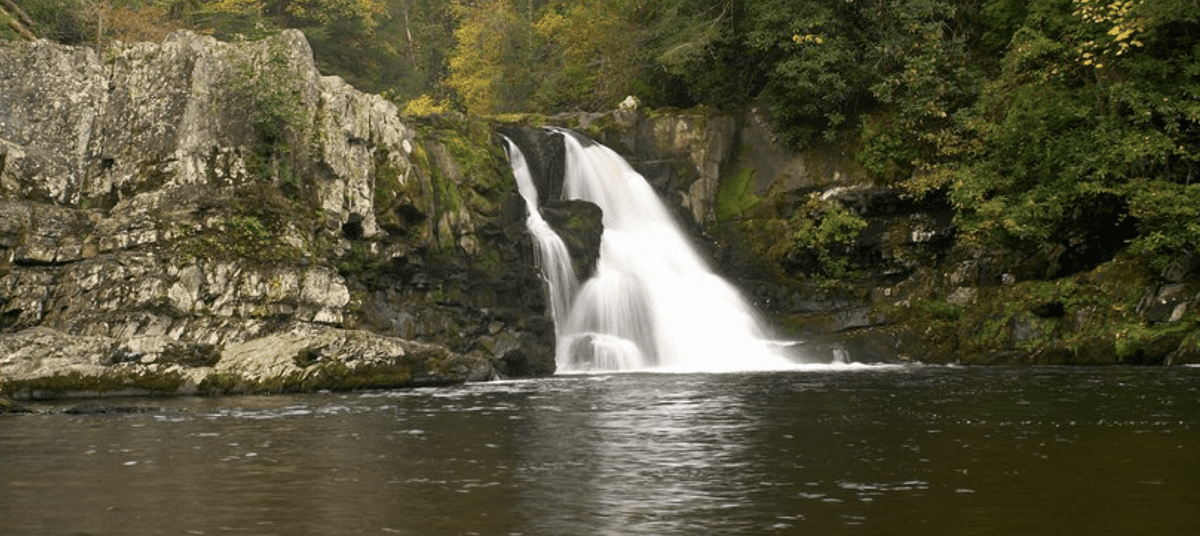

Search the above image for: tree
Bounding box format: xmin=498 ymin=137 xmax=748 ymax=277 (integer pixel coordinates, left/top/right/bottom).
xmin=444 ymin=0 xmax=531 ymax=114
xmin=934 ymin=0 xmax=1200 ymax=271
xmin=531 ymin=0 xmax=644 ymax=110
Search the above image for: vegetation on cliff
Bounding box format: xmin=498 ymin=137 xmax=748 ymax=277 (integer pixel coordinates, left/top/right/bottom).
xmin=5 ymin=0 xmax=1199 ymax=367
xmin=8 ymin=0 xmax=1196 ymax=276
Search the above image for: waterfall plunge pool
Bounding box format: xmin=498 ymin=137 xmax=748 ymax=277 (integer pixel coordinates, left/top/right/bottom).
xmin=3 ymin=365 xmax=1198 ymax=535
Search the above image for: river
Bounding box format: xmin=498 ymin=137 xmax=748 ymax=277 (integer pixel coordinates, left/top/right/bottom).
xmin=3 ymin=365 xmax=1198 ymax=535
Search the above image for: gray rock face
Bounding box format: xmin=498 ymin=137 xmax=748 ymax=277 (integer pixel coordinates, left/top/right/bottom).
xmin=0 ymin=31 xmax=552 ymax=397
xmin=0 ymin=30 xmax=414 ymax=237
xmin=0 ymin=38 xmax=106 ymax=205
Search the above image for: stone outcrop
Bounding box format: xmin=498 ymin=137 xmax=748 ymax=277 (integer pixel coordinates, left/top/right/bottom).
xmin=0 ymin=323 xmax=492 ymax=398
xmin=1 ymin=31 xmax=553 ymax=398
xmin=497 ymin=126 xmax=605 ymax=282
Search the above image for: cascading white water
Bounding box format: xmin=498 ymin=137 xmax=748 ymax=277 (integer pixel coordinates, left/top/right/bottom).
xmin=503 ymin=137 xmax=577 ymax=330
xmin=507 ymin=130 xmax=796 ymax=373
xmin=556 ymin=131 xmax=793 ymax=372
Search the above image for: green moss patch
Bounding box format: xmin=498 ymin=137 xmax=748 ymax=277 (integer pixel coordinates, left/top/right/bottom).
xmin=1 ymin=370 xmax=187 ymax=400
xmin=886 ymin=255 xmax=1199 ymax=365
xmin=716 ymin=167 xmax=762 ymax=220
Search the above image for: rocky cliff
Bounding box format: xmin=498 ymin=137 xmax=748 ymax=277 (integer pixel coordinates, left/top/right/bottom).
xmin=1 ymin=31 xmax=553 ymax=398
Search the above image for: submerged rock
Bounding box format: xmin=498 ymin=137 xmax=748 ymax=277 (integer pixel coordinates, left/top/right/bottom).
xmin=63 ymin=401 xmax=160 ymax=414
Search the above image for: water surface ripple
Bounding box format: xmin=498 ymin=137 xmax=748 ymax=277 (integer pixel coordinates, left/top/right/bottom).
xmin=3 ymin=366 xmax=1198 ymax=535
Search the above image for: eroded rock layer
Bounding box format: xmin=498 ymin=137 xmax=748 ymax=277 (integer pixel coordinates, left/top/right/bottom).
xmin=1 ymin=31 xmax=553 ymax=397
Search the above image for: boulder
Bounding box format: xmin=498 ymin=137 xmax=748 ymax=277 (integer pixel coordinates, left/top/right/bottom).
xmin=541 ymin=199 xmax=604 ymax=281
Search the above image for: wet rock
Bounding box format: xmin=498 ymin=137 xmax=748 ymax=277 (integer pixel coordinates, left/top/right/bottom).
xmin=1161 ymin=252 xmax=1198 ymax=283
xmin=1165 ymin=332 xmax=1200 ymax=365
xmin=213 ymin=323 xmax=495 ymax=392
xmin=480 ymin=320 xmax=557 ymax=378
xmin=0 ymin=396 xmax=30 ymax=414
xmin=1140 ymin=283 xmax=1193 ymax=324
xmin=496 ymin=126 xmax=565 ymax=205
xmin=833 ymin=307 xmax=877 ymax=332
xmin=63 ymin=401 xmax=159 ymax=414
xmin=0 ymin=324 xmax=495 ymax=399
xmin=540 ymin=199 xmax=604 ymax=281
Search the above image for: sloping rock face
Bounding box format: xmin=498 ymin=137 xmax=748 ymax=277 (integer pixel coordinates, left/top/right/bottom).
xmin=0 ymin=31 xmax=552 ymax=398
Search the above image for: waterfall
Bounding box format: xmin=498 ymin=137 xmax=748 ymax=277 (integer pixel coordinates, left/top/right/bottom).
xmin=507 ymin=130 xmax=796 ymax=373
xmin=503 ymin=137 xmax=577 ymax=330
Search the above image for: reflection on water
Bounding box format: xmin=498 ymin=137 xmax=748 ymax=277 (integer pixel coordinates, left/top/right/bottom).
xmin=515 ymin=375 xmax=761 ymax=534
xmin=2 ymin=366 xmax=1199 ymax=535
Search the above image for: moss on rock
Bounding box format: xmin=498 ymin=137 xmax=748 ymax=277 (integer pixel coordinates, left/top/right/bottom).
xmin=883 ymin=254 xmax=1200 ymax=364
xmin=1 ymin=369 xmax=187 ymax=400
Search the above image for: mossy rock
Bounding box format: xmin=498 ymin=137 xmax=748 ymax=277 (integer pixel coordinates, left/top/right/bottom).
xmin=2 ymin=369 xmax=187 ymax=399
xmin=1166 ymin=331 xmax=1200 ymax=365
xmin=717 ymin=167 xmax=762 ymax=220
xmin=0 ymin=397 xmax=31 ymax=414
xmin=876 ymin=252 xmax=1200 ymax=365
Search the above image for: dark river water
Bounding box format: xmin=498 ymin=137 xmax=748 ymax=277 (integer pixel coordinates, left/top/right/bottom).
xmin=3 ymin=365 xmax=1198 ymax=535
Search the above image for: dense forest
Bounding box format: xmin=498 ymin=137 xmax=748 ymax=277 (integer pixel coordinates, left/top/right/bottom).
xmin=3 ymin=0 xmax=1199 ymax=274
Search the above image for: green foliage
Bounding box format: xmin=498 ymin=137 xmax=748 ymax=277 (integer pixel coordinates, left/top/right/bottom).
xmin=740 ymin=0 xmax=868 ymax=145
xmin=402 ymin=93 xmax=451 ymax=116
xmin=789 ymin=194 xmax=869 ymax=279
xmin=929 ymin=0 xmax=1200 ymax=269
xmin=530 ymin=0 xmax=646 ymax=110
xmin=5 ymin=0 xmax=185 ymax=44
xmin=792 ymin=197 xmax=869 ymax=251
xmin=1125 ymin=181 xmax=1200 ymax=272
xmin=439 ymin=0 xmax=745 ymax=114
xmin=444 ymin=0 xmax=533 ymax=115
xmin=715 ymin=167 xmax=761 ymax=220
xmin=227 ymin=38 xmax=310 ymax=188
